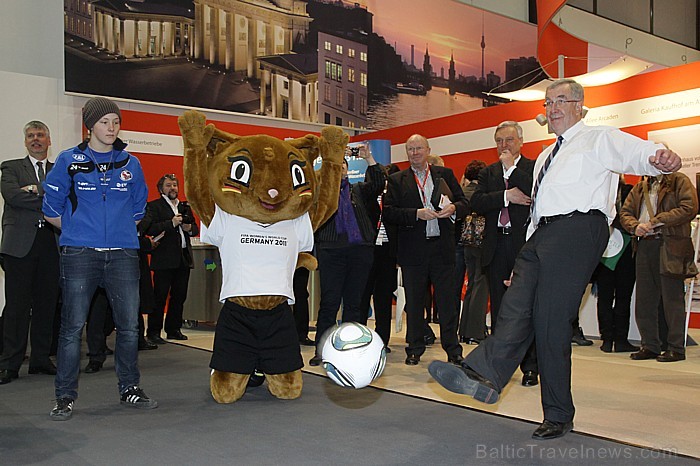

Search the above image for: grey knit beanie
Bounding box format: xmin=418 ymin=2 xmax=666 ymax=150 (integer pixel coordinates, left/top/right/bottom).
xmin=82 ymin=97 xmax=122 ymax=130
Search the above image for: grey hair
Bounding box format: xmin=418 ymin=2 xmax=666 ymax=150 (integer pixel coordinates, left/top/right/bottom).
xmin=495 ymin=120 xmax=523 ymax=139
xmin=547 ymin=78 xmax=584 ymax=101
xmin=23 ymin=120 xmax=50 ymax=137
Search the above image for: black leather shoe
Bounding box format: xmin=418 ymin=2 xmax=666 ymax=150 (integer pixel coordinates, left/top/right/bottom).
xmin=600 ymin=340 xmax=613 ymax=353
xmin=29 ymin=362 xmax=57 ymax=375
xmin=447 ymin=354 xmax=463 ymax=365
xmin=147 ymin=335 xmax=168 ymax=345
xmin=138 ymin=339 xmax=158 ymax=351
xmin=521 ymin=370 xmax=539 ymax=387
xmin=166 ymin=331 xmax=188 ymax=341
xmin=466 ymin=337 xmax=482 ymax=345
xmin=0 ymin=369 xmax=19 ymax=385
xmin=309 ymin=355 xmax=322 ymax=366
xmin=84 ymin=361 xmax=103 ymax=374
xmin=613 ymin=341 xmax=639 ymax=353
xmin=630 ymin=347 xmax=660 ymax=360
xmin=571 ymin=327 xmax=593 ymax=346
xmin=424 ymin=334 xmax=436 ymax=346
xmin=405 ymin=354 xmax=420 ymax=365
xmin=428 ymin=361 xmax=499 ymax=404
xmin=299 ymin=337 xmax=315 ymax=346
xmin=532 ymin=420 xmax=573 ymax=440
xmin=656 ymin=350 xmax=685 ymax=362
xmin=384 ymin=346 xmax=392 ymax=354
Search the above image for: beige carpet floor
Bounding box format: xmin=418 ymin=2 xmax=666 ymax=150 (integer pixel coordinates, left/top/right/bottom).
xmin=179 ymin=322 xmax=700 ymax=459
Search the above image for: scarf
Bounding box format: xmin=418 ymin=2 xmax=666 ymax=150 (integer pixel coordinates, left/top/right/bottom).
xmin=335 ymin=178 xmax=363 ymax=244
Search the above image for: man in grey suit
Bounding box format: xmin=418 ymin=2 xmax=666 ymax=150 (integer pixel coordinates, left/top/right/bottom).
xmin=0 ymin=121 xmax=60 ymax=384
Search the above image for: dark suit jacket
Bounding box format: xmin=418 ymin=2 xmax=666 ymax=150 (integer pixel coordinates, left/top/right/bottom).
xmin=141 ymin=197 xmax=199 ymax=270
xmin=383 ymin=165 xmax=468 ymax=267
xmin=1 ymin=156 xmax=54 ymax=258
xmin=470 ymin=156 xmax=535 ymax=267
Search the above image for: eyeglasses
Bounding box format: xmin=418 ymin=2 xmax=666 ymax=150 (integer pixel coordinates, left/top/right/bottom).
xmin=543 ymin=98 xmax=580 ymax=108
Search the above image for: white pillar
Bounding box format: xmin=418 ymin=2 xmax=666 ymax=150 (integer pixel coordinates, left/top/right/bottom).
xmin=271 ymin=71 xmax=278 ymax=117
xmin=147 ymin=21 xmax=153 ymax=55
xmin=209 ymin=7 xmax=219 ymax=65
xmin=260 ymin=68 xmax=268 ymax=115
xmin=133 ymin=20 xmax=140 ymax=57
xmin=288 ymin=77 xmax=295 ymax=120
xmin=247 ymin=18 xmax=256 ymax=78
xmin=225 ymin=11 xmax=233 ymax=70
xmin=194 ymin=3 xmax=204 ymax=59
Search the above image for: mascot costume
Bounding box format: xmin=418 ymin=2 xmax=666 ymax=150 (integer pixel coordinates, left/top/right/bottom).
xmin=178 ymin=110 xmax=347 ymax=402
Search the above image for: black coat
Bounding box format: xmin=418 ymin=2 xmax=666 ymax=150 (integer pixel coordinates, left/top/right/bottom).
xmin=383 ymin=165 xmax=468 ymax=267
xmin=470 ymin=156 xmax=535 ymax=267
xmin=141 ymin=197 xmax=199 ymax=270
xmin=0 ymin=156 xmax=55 ymax=258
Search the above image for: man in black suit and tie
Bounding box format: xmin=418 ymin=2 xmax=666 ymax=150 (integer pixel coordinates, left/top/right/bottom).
xmin=141 ymin=174 xmax=199 ymax=343
xmin=0 ymin=121 xmax=60 ymax=384
xmin=383 ymin=134 xmax=468 ymax=366
xmin=470 ymin=121 xmax=538 ymax=387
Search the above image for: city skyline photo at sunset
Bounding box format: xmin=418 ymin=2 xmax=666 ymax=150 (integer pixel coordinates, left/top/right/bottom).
xmin=361 ymin=0 xmax=537 ymax=83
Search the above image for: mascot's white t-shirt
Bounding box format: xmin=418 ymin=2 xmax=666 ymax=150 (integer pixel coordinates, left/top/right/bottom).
xmin=200 ymin=205 xmax=314 ymax=304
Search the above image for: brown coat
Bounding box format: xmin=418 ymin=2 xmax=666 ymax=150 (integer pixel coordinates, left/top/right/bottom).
xmin=620 ymin=173 xmax=698 ymax=270
xmin=620 ymin=173 xmax=697 ymax=237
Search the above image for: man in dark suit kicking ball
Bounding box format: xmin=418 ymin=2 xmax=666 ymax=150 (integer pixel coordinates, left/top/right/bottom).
xmin=429 ymin=78 xmax=683 ymax=440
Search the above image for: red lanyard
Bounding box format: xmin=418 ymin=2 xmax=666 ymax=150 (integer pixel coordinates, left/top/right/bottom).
xmin=413 ymin=165 xmax=431 ymax=207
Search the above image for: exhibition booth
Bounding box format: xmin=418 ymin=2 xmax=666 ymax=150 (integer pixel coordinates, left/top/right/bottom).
xmin=108 ymin=60 xmax=700 ymax=334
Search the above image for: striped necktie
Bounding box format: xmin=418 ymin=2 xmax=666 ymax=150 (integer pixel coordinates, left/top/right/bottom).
xmin=531 ymin=136 xmax=563 ymax=219
xmin=37 ymin=161 xmax=45 ymax=182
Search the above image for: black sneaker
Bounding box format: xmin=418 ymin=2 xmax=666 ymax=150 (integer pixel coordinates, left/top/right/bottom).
xmin=120 ymin=386 xmax=158 ymax=409
xmin=247 ymin=369 xmax=265 ymax=388
xmin=50 ymin=397 xmax=74 ymax=421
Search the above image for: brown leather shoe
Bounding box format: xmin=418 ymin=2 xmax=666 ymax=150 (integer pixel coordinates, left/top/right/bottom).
xmin=630 ymin=348 xmax=660 ymax=360
xmin=656 ymin=350 xmax=685 ymax=362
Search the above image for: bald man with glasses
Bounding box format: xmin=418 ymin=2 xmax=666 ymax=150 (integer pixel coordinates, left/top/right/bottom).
xmin=383 ymin=134 xmax=468 ymax=366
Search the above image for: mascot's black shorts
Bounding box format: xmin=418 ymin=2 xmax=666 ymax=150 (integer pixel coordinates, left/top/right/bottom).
xmin=210 ymin=300 xmax=303 ymax=375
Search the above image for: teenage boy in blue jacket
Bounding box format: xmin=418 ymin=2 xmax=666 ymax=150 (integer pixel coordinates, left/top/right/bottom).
xmin=43 ymin=97 xmax=157 ymax=420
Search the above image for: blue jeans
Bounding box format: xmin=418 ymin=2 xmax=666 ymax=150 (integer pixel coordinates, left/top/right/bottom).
xmin=55 ymin=247 xmax=141 ymax=400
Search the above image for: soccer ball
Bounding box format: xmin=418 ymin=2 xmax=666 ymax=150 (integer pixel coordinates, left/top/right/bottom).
xmin=318 ymin=322 xmax=386 ymax=389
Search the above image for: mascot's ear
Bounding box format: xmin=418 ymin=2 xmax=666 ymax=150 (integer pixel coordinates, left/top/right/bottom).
xmin=207 ymin=128 xmax=242 ymax=157
xmin=287 ymin=134 xmax=320 ymax=163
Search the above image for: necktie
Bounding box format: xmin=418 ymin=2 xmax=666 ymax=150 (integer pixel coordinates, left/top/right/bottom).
xmin=37 ymin=161 xmax=45 ymax=182
xmin=530 ymin=136 xmax=563 ymax=220
xmin=499 ymin=178 xmax=510 ymax=226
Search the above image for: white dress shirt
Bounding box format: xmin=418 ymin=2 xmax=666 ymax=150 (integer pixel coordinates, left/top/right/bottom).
xmin=527 ymin=121 xmax=665 ymax=239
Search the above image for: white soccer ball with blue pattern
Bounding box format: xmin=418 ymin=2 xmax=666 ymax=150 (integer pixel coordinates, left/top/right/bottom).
xmin=319 ymin=322 xmax=386 ymax=389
